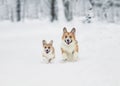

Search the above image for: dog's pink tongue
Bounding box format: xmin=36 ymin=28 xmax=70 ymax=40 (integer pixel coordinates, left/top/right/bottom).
xmin=46 ymin=50 xmax=49 ymax=54
xmin=67 ymin=42 xmax=70 ymax=45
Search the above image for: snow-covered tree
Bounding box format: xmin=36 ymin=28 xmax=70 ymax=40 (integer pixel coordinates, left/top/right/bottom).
xmin=113 ymin=0 xmax=120 ymax=22
xmin=16 ymin=0 xmax=21 ymax=21
xmin=0 ymin=0 xmax=120 ymax=23
xmin=63 ymin=0 xmax=73 ymax=21
xmin=0 ymin=0 xmax=9 ymax=21
xmin=89 ymin=0 xmax=104 ymax=21
xmin=50 ymin=0 xmax=58 ymax=22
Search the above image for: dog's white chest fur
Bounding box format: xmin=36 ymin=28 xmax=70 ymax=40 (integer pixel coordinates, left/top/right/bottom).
xmin=42 ymin=51 xmax=55 ymax=63
xmin=42 ymin=52 xmax=54 ymax=63
xmin=61 ymin=41 xmax=75 ymax=53
xmin=42 ymin=51 xmax=54 ymax=59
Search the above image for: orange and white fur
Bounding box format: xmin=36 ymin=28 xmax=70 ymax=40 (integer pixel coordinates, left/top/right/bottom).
xmin=42 ymin=40 xmax=55 ymax=63
xmin=61 ymin=27 xmax=79 ymax=61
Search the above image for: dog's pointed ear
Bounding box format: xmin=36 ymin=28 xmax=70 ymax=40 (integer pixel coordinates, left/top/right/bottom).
xmin=71 ymin=27 xmax=76 ymax=34
xmin=42 ymin=40 xmax=46 ymax=45
xmin=63 ymin=27 xmax=67 ymax=33
xmin=49 ymin=40 xmax=53 ymax=45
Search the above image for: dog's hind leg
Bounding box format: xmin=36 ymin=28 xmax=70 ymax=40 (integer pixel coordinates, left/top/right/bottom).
xmin=73 ymin=44 xmax=79 ymax=61
xmin=48 ymin=59 xmax=52 ymax=63
xmin=73 ymin=51 xmax=78 ymax=61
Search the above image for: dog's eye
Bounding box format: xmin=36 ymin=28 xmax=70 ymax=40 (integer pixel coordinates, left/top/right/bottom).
xmin=48 ymin=47 xmax=50 ymax=49
xmin=69 ymin=36 xmax=72 ymax=38
xmin=45 ymin=46 xmax=47 ymax=48
xmin=65 ymin=36 xmax=67 ymax=38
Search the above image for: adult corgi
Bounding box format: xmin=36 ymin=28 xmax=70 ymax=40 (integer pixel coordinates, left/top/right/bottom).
xmin=61 ymin=27 xmax=79 ymax=61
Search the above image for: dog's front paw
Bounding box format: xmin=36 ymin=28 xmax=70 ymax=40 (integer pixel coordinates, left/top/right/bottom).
xmin=62 ymin=53 xmax=68 ymax=60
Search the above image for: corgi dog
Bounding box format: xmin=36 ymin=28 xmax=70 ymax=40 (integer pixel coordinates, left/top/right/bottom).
xmin=42 ymin=40 xmax=55 ymax=63
xmin=61 ymin=27 xmax=79 ymax=62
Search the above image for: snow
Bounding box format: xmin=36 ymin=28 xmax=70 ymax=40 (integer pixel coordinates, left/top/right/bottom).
xmin=0 ymin=21 xmax=120 ymax=86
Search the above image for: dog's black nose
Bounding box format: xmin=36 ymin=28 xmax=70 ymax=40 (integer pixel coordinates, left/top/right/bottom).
xmin=67 ymin=39 xmax=69 ymax=42
xmin=46 ymin=50 xmax=49 ymax=54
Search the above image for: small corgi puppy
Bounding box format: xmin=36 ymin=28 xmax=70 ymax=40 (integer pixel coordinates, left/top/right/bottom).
xmin=42 ymin=40 xmax=55 ymax=63
xmin=61 ymin=27 xmax=79 ymax=61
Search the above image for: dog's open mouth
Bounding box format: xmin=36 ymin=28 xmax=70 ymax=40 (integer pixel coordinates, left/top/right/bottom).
xmin=46 ymin=50 xmax=50 ymax=54
xmin=65 ymin=40 xmax=72 ymax=45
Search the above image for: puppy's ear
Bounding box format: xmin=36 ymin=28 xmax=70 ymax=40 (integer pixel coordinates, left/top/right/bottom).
xmin=71 ymin=27 xmax=76 ymax=34
xmin=63 ymin=27 xmax=67 ymax=33
xmin=42 ymin=40 xmax=46 ymax=45
xmin=49 ymin=40 xmax=53 ymax=45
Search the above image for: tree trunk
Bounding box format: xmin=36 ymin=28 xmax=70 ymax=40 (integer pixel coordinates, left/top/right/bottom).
xmin=16 ymin=0 xmax=21 ymax=21
xmin=63 ymin=0 xmax=73 ymax=21
xmin=51 ymin=0 xmax=57 ymax=22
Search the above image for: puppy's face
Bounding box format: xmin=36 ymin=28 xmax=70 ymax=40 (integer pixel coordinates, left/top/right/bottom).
xmin=62 ymin=27 xmax=76 ymax=45
xmin=42 ymin=40 xmax=53 ymax=54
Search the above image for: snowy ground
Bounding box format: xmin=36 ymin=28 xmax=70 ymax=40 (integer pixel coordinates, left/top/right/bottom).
xmin=0 ymin=21 xmax=120 ymax=86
